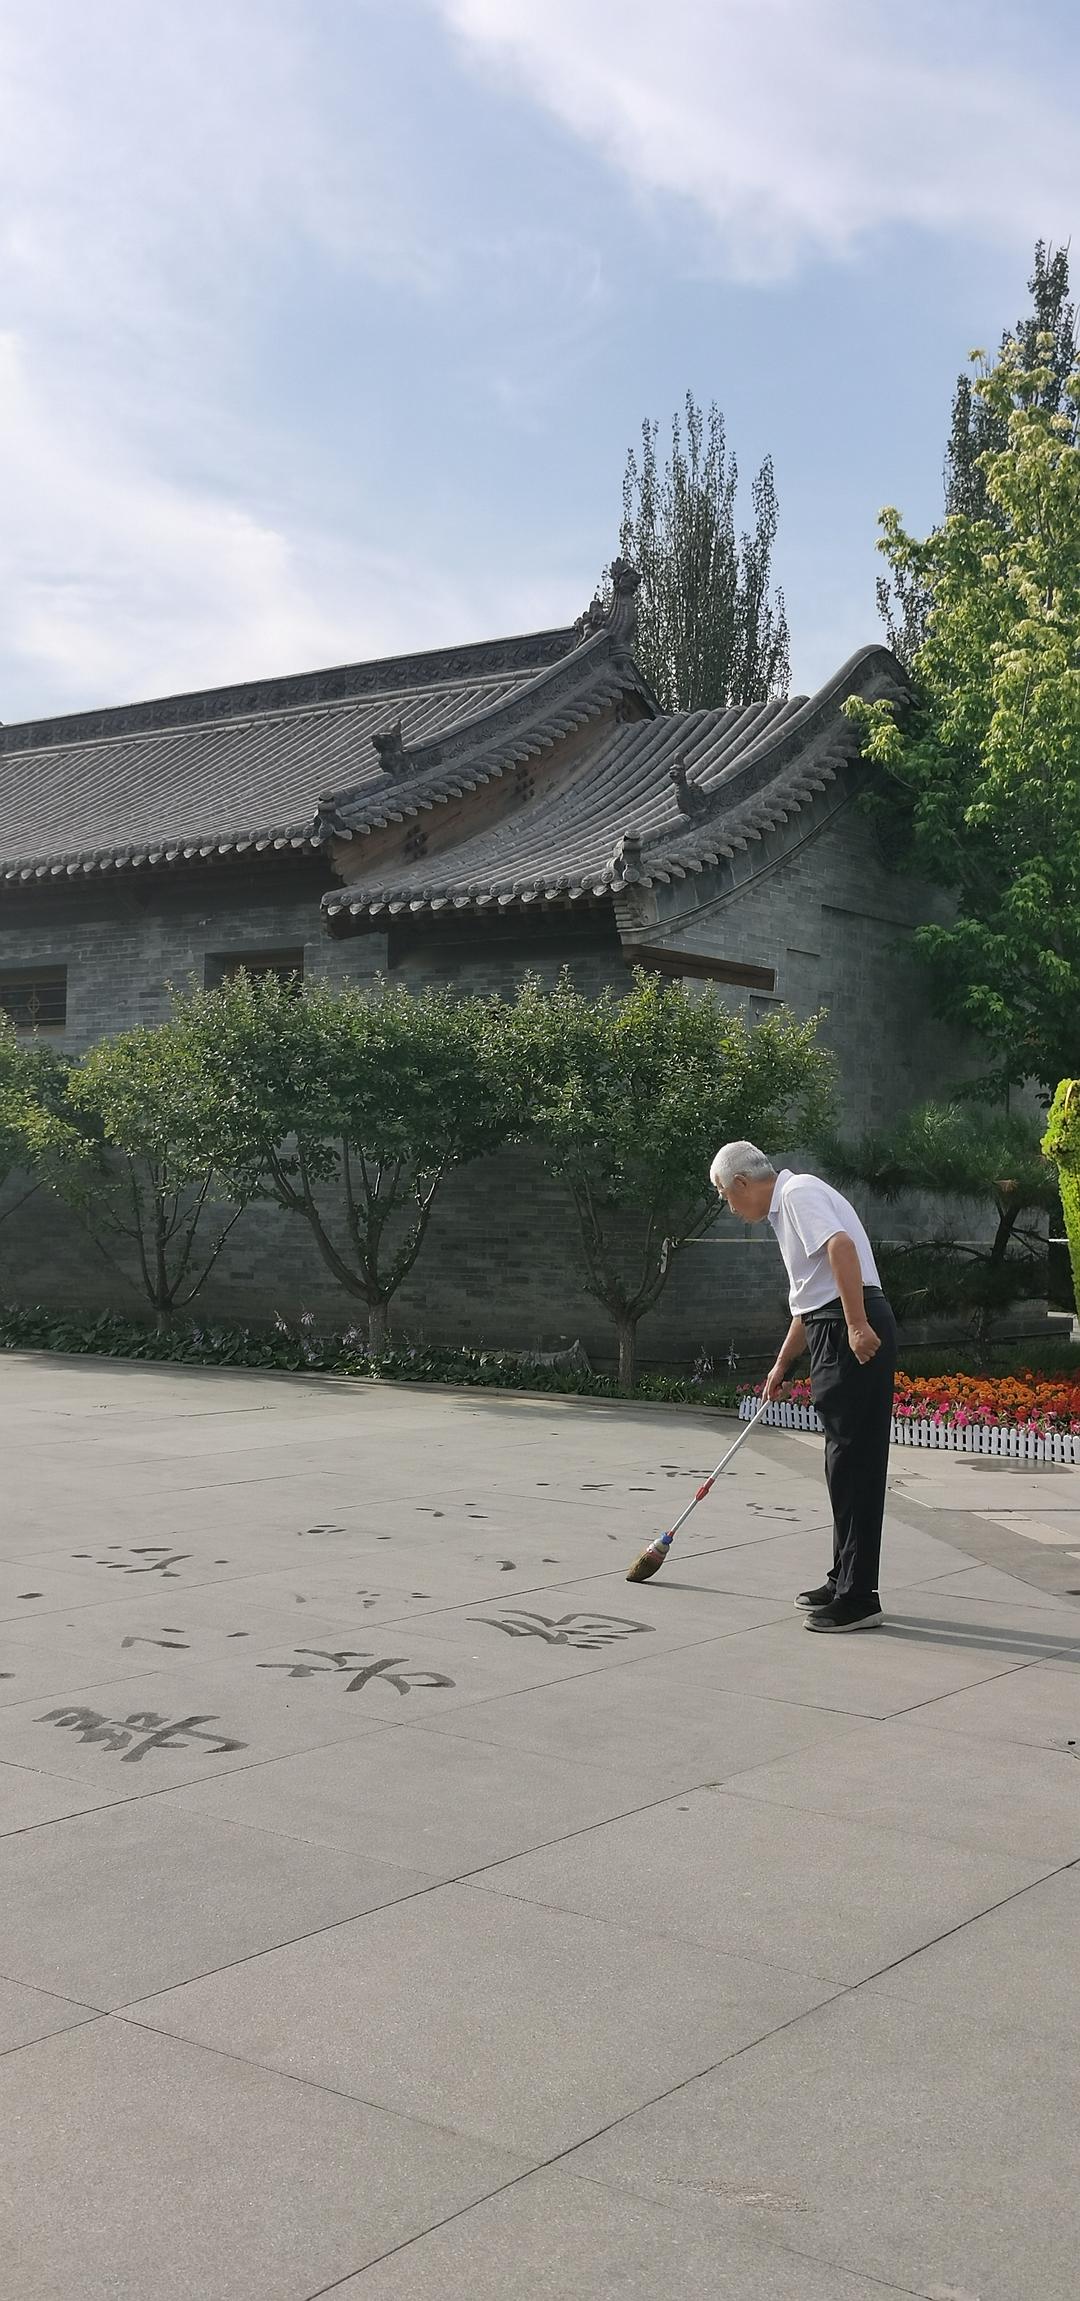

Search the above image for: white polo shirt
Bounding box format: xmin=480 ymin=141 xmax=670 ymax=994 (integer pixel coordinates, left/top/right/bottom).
xmin=767 ymin=1168 xmax=881 ymax=1316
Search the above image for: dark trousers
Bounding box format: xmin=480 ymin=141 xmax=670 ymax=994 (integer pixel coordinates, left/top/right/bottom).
xmin=805 ymin=1290 xmax=896 ymax=1602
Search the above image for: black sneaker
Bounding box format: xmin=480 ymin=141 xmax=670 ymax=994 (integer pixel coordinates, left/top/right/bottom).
xmin=804 ymin=1593 xmax=883 ymax=1633
xmin=795 ymin=1582 xmax=836 ymax=1610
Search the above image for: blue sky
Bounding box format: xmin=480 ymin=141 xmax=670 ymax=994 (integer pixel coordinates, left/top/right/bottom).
xmin=0 ymin=0 xmax=1076 ymax=719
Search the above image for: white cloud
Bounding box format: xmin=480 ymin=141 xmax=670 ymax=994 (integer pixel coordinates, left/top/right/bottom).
xmin=436 ymin=0 xmax=1077 ymax=278
xmin=0 ymin=331 xmax=518 ymax=715
xmin=0 ymin=1 xmax=469 ymax=716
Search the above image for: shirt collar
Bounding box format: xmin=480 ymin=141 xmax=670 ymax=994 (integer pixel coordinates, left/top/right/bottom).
xmin=768 ymin=1168 xmax=792 ymax=1221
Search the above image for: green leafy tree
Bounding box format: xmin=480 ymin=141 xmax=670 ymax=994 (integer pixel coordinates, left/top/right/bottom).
xmin=39 ymin=1012 xmax=260 ymax=1324
xmin=514 ymin=970 xmax=832 ymax=1388
xmin=822 ymin=1101 xmax=1058 ymax=1343
xmin=879 ymin=242 xmax=1076 ymax=666
xmin=1042 ymin=1080 xmax=1080 ymax=1319
xmin=847 ymin=333 xmax=1080 ymax=1096
xmin=620 ymin=390 xmax=790 ymax=710
xmin=192 ymin=973 xmax=518 ymax=1351
xmin=0 ymin=1023 xmax=68 ymax=1227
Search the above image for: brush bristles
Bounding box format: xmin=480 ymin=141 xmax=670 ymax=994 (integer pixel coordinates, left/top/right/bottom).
xmin=626 ymin=1542 xmax=668 ymax=1583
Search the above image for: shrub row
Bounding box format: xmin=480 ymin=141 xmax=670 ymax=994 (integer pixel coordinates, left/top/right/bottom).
xmin=0 ymin=1304 xmax=742 ymax=1408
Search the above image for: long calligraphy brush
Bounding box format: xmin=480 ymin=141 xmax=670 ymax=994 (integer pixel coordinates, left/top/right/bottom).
xmin=626 ymin=1398 xmax=771 ymax=1582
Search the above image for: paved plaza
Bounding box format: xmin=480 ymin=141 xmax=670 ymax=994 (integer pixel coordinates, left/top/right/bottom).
xmin=1 ymin=1351 xmax=1079 ymax=2300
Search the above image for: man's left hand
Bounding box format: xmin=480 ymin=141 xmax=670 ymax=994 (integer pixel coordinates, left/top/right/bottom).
xmin=847 ymin=1322 xmax=881 ymax=1365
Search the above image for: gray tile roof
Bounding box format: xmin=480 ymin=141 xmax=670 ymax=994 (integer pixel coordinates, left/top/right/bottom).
xmin=0 ymin=563 xmax=905 ymax=922
xmin=0 ymin=626 xmax=576 ymax=882
xmin=323 ymin=646 xmax=906 ymax=922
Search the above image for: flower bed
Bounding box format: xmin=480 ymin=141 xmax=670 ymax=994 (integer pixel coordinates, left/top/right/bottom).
xmin=739 ymin=1370 xmax=1080 ymax=1463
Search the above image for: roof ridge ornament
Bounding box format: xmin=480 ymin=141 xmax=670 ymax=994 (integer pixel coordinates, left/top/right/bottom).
xmin=574 ymin=558 xmax=641 ymax=650
xmin=611 ymin=827 xmax=644 ymax=883
xmin=372 ymin=718 xmax=413 ymax=777
xmin=371 ymin=716 xmax=444 ymax=781
xmin=670 ymin=753 xmax=708 ymax=818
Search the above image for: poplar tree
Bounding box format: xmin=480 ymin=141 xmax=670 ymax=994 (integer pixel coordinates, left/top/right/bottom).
xmin=620 ymin=391 xmax=790 ymax=710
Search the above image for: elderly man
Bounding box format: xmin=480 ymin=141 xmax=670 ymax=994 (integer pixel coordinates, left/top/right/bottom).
xmin=710 ymin=1142 xmax=896 ymax=1632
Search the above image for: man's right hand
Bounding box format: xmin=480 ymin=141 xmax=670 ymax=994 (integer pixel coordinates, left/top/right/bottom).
xmin=762 ymin=1360 xmax=787 ymax=1402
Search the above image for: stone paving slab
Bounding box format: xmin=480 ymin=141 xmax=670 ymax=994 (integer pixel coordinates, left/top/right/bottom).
xmin=859 ymin=1862 xmax=1080 ymax=2046
xmin=0 ymin=1755 xmax=134 ymax=1834
xmin=875 ymin=1590 xmax=1080 ymax=1667
xmin=971 ymin=1508 xmax=1080 ymax=1547
xmin=1 ymin=2018 xmax=524 ymax=2301
xmin=903 ymin=1658 xmax=1080 ymax=1750
xmin=2 ymin=1350 xmax=1079 ymax=2301
xmin=565 ymin=1986 xmax=1080 ymax=2301
xmin=669 ymin=1589 xmax=1080 ymax=1716
xmin=130 ymin=1881 xmax=841 ymax=2158
xmin=476 ymin=1783 xmax=1052 ymax=1987
xmin=161 ymin=1721 xmax=688 ymax=1874
xmin=0 ymin=1795 xmax=437 ymax=2005
xmin=907 ymin=1558 xmax=1080 ymax=1609
xmin=0 ymin=1554 xmax=130 ymax=1622
xmin=672 ymin=1518 xmax=962 ymax=1595
xmin=412 ymin=1652 xmax=865 ymax=1796
xmin=719 ymin=1711 xmax=1080 ymax=1861
xmin=327 ymin=2164 xmax=918 ymax=2299
xmin=0 ymin=1657 xmax=400 ymax=1789
xmin=0 ymin=1973 xmax=98 ymax=2054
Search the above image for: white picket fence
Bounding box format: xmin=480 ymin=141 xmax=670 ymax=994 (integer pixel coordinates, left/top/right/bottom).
xmin=738 ymin=1393 xmax=1080 ymax=1465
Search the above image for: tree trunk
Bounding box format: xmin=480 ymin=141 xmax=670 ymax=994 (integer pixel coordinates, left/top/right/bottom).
xmin=988 ymin=1202 xmax=1020 ymax=1266
xmin=974 ymin=1203 xmax=1023 ymax=1347
xmin=368 ymin=1298 xmax=389 ymax=1354
xmin=615 ymin=1313 xmax=638 ymax=1392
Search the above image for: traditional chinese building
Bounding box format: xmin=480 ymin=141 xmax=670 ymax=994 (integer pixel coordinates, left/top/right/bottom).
xmin=0 ymin=564 xmax=970 ymax=1360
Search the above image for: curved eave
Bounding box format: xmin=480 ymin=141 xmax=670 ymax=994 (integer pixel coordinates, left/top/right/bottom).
xmin=320 ymin=762 xmax=833 ymax=923
xmin=320 ymin=631 xmax=654 ymax=841
xmin=0 ymin=823 xmax=325 ymax=883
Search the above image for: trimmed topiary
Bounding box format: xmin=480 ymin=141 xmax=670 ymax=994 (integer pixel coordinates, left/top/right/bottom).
xmin=1042 ymin=1081 xmax=1080 ymax=1321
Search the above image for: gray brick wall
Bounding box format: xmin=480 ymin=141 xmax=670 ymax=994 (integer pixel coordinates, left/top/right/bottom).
xmin=0 ymin=863 xmax=388 ymax=1054
xmin=0 ymin=787 xmax=987 ymax=1367
xmin=647 ymin=775 xmax=972 ymax=1139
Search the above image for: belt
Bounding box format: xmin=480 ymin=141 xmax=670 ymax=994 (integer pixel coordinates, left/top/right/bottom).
xmin=801 ymin=1287 xmax=886 ymax=1328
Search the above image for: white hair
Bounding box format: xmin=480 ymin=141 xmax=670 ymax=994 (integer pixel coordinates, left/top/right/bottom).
xmin=709 ymin=1141 xmax=776 ymax=1193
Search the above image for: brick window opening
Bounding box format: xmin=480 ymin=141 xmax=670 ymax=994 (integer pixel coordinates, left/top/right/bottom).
xmin=204 ymin=949 xmax=305 ymax=992
xmin=0 ymin=969 xmax=67 ymax=1031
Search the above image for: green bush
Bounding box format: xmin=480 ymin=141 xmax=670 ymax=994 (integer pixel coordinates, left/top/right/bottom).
xmin=895 ymin=1339 xmax=1080 ymax=1378
xmin=1042 ymin=1081 xmax=1080 ymax=1320
xmin=877 ymin=1242 xmax=1049 ymax=1328
xmin=2 ymin=1300 xmax=1073 ymax=1396
xmin=0 ymin=1304 xmax=742 ymax=1408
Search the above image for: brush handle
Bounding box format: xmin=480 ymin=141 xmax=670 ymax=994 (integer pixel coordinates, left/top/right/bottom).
xmin=665 ymin=1398 xmax=771 ymax=1540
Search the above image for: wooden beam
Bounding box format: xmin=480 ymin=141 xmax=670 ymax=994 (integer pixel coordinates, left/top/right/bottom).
xmin=623 ymin=943 xmax=776 ymax=991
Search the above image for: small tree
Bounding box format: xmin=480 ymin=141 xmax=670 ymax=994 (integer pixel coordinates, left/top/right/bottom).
xmin=514 ymin=970 xmax=832 ymax=1388
xmin=822 ymin=1101 xmax=1058 ymax=1343
xmin=39 ymin=1011 xmax=260 ymax=1324
xmin=0 ymin=1023 xmax=67 ymax=1229
xmin=1042 ymin=1081 xmax=1080 ymax=1320
xmin=620 ymin=391 xmax=790 ymax=710
xmin=193 ymin=973 xmax=517 ymax=1350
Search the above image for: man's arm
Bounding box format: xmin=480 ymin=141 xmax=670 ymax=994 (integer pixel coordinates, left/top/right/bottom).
xmin=826 ymin=1232 xmax=881 ymax=1365
xmin=763 ymin=1315 xmax=807 ymax=1401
